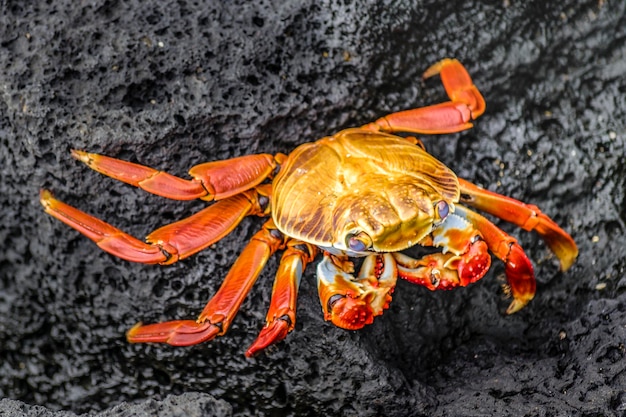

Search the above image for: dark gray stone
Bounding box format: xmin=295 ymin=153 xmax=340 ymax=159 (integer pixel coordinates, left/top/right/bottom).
xmin=1 ymin=1 xmax=624 ymax=416
xmin=0 ymin=392 xmax=231 ymax=417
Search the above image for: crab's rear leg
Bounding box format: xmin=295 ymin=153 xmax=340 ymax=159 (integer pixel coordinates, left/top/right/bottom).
xmin=127 ymin=220 xmax=285 ymax=346
xmin=363 ymin=58 xmax=486 ymax=135
xmin=41 ymin=148 xmax=283 ymax=262
xmin=246 ymin=241 xmax=318 ymax=357
xmin=40 ymin=188 xmax=268 ymax=264
xmin=458 ymin=178 xmax=578 ymax=271
xmin=70 ymin=150 xmax=283 ymax=201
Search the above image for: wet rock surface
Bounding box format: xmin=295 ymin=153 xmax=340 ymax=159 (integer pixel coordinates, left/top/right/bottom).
xmin=1 ymin=1 xmax=625 ymax=416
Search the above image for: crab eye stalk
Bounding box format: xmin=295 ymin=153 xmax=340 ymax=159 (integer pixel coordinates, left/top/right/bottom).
xmin=435 ymin=200 xmax=450 ymax=221
xmin=346 ymin=231 xmax=372 ymax=252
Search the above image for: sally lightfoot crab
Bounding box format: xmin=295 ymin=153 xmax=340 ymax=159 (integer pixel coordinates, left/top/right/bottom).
xmin=41 ymin=59 xmax=578 ymax=357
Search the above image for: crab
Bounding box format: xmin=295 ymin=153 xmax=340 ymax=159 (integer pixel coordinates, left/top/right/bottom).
xmin=40 ymin=59 xmax=578 ymax=357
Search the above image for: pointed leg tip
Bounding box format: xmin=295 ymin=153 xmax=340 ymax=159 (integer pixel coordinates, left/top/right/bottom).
xmin=40 ymin=189 xmax=60 ymax=213
xmin=558 ymin=247 xmax=578 ymax=272
xmin=126 ymin=321 xmax=175 ymax=344
xmin=70 ymin=149 xmax=90 ymax=163
xmin=560 ymin=258 xmax=575 ymax=273
xmin=39 ymin=189 xmax=53 ymax=204
xmin=244 ymin=346 xmax=261 ymax=358
xmin=422 ymin=58 xmax=455 ymax=79
xmin=245 ymin=319 xmax=291 ymax=357
xmin=505 ymin=298 xmax=531 ymax=315
xmin=126 ymin=322 xmax=145 ymax=343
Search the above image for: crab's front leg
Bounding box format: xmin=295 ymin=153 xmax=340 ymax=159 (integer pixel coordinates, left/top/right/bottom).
xmin=317 ymin=253 xmax=397 ymax=330
xmin=394 ymin=212 xmax=492 ymax=291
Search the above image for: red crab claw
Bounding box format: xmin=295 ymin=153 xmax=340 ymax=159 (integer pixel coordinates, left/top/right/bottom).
xmin=394 ymin=213 xmax=491 ymax=290
xmin=394 ymin=241 xmax=491 ymax=291
xmin=501 ymin=243 xmax=535 ymax=314
xmin=455 ymin=205 xmax=536 ymax=314
xmin=317 ymin=253 xmax=397 ymax=330
xmin=325 ymin=295 xmax=377 ymax=330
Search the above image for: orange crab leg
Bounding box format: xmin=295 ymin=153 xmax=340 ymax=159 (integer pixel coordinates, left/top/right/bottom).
xmin=145 ymin=189 xmax=268 ymax=261
xmin=71 ymin=150 xmax=282 ymax=201
xmin=41 ymin=189 xmax=166 ymax=264
xmin=364 ymin=58 xmax=486 ymax=135
xmin=458 ymin=178 xmax=578 ymax=271
xmin=127 ymin=220 xmax=285 ymax=346
xmin=454 ymin=205 xmax=536 ymax=314
xmin=40 ymin=189 xmax=266 ymax=264
xmin=246 ymin=241 xmax=318 ymax=357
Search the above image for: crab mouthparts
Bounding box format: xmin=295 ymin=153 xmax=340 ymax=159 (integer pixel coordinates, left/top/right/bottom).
xmin=329 ymin=253 xmax=398 ymax=330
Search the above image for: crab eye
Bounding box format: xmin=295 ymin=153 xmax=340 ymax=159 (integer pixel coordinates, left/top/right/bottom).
xmin=346 ymin=231 xmax=372 ymax=252
xmin=327 ymin=294 xmax=345 ymax=312
xmin=435 ymin=200 xmax=449 ymax=220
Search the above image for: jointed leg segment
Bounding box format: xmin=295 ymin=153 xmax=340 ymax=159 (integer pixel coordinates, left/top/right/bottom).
xmin=364 ymin=58 xmax=486 ymax=135
xmin=41 ymin=189 xmax=169 ymax=264
xmin=41 ymin=150 xmax=282 ymax=264
xmin=71 ymin=150 xmax=282 ymax=201
xmin=245 ymin=241 xmax=318 ymax=357
xmin=127 ymin=220 xmax=286 ymax=347
xmin=40 ymin=189 xmax=268 ymax=264
xmin=458 ymin=178 xmax=578 ymax=271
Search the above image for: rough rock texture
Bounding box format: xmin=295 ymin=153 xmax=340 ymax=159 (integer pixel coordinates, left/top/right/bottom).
xmin=1 ymin=1 xmax=625 ymax=416
xmin=0 ymin=392 xmax=232 ymax=417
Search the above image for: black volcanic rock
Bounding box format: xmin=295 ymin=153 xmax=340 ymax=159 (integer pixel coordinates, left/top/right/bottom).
xmin=1 ymin=1 xmax=625 ymax=416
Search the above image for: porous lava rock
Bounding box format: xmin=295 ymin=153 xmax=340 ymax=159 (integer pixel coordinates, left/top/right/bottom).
xmin=1 ymin=1 xmax=625 ymax=416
